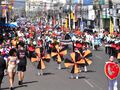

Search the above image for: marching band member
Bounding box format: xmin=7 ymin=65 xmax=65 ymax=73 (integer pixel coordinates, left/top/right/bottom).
xmin=74 ymin=40 xmax=83 ymax=52
xmin=28 ymin=41 xmax=35 ymax=59
xmin=105 ymin=56 xmax=119 ymax=90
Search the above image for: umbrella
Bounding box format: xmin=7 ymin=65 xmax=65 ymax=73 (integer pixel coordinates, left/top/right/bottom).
xmin=37 ymin=54 xmax=51 ymax=70
xmin=51 ymin=45 xmax=67 ymax=69
xmin=9 ymin=24 xmax=17 ymax=28
xmin=37 ymin=53 xmax=50 ymax=75
xmin=77 ymin=49 xmax=92 ymax=72
xmin=10 ymin=22 xmax=18 ymax=27
xmin=64 ymin=52 xmax=84 ymax=74
xmin=5 ymin=23 xmax=18 ymax=28
xmin=31 ymin=47 xmax=43 ymax=62
xmin=77 ymin=49 xmax=92 ymax=65
xmin=31 ymin=47 xmax=50 ymax=75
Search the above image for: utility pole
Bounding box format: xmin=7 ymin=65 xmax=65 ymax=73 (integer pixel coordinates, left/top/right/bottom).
xmin=0 ymin=1 xmax=1 ymax=17
xmin=69 ymin=0 xmax=73 ymax=30
xmin=113 ymin=4 xmax=117 ymax=31
xmin=93 ymin=0 xmax=104 ymax=30
xmin=80 ymin=0 xmax=83 ymax=31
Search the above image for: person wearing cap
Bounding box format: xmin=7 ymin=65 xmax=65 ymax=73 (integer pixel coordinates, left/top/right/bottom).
xmin=106 ymin=56 xmax=118 ymax=90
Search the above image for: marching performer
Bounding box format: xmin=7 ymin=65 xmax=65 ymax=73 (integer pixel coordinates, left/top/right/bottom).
xmin=80 ymin=44 xmax=92 ymax=72
xmin=28 ymin=40 xmax=35 ymax=59
xmin=73 ymin=40 xmax=83 ymax=52
xmin=104 ymin=56 xmax=119 ymax=90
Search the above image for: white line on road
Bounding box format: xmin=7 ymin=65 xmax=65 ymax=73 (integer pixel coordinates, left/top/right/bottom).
xmin=94 ymin=55 xmax=102 ymax=60
xmin=84 ymin=79 xmax=94 ymax=88
xmin=89 ymin=79 xmax=104 ymax=90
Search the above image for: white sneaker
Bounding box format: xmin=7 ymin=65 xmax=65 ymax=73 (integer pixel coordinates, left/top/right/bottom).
xmin=84 ymin=66 xmax=87 ymax=72
xmin=58 ymin=64 xmax=61 ymax=70
xmin=76 ymin=76 xmax=79 ymax=79
xmin=38 ymin=72 xmax=40 ymax=76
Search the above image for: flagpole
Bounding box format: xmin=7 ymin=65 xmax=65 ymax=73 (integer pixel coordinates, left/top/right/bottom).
xmin=69 ymin=0 xmax=72 ymax=30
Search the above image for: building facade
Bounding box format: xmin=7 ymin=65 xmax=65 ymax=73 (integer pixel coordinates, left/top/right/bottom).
xmin=25 ymin=0 xmax=66 ymax=17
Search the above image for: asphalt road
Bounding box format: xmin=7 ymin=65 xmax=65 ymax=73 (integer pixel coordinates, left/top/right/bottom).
xmin=1 ymin=46 xmax=120 ymax=90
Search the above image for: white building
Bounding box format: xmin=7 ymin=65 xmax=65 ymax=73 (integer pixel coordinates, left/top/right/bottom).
xmin=25 ymin=0 xmax=66 ymax=16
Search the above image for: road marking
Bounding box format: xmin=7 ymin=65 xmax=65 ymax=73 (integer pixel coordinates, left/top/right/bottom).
xmin=89 ymin=80 xmax=103 ymax=90
xmin=94 ymin=55 xmax=102 ymax=60
xmin=84 ymin=79 xmax=94 ymax=88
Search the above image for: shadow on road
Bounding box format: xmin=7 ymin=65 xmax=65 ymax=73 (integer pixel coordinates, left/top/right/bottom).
xmin=1 ymin=85 xmax=28 ymax=90
xmin=1 ymin=87 xmax=9 ymax=90
xmin=61 ymin=67 xmax=70 ymax=70
xmin=14 ymin=85 xmax=28 ymax=89
xmin=22 ymin=81 xmax=38 ymax=85
xmin=43 ymin=72 xmax=55 ymax=76
xmin=81 ymin=70 xmax=96 ymax=73
xmin=69 ymin=76 xmax=87 ymax=79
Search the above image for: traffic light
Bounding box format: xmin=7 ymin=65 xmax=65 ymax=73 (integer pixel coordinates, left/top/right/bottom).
xmin=109 ymin=0 xmax=113 ymax=9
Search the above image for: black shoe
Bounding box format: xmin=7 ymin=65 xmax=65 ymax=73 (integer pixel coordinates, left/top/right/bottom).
xmin=10 ymin=87 xmax=13 ymax=90
xmin=18 ymin=81 xmax=22 ymax=85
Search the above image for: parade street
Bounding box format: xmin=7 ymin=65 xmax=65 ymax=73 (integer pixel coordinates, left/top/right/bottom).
xmin=1 ymin=47 xmax=120 ymax=90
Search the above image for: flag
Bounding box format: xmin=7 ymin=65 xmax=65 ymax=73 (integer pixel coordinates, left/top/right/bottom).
xmin=110 ymin=18 xmax=114 ymax=34
xmin=83 ymin=0 xmax=93 ymax=5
